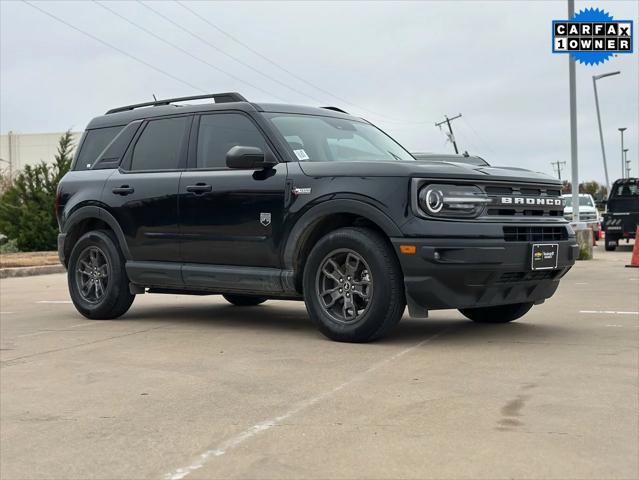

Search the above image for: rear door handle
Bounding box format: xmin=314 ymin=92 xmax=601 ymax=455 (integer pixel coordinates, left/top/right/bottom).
xmin=186 ymin=183 xmax=212 ymax=195
xmin=112 ymin=185 xmax=134 ymax=195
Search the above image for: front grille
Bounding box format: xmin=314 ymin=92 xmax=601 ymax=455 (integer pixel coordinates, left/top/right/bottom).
xmin=497 ymin=270 xmax=559 ymax=283
xmin=503 ymin=226 xmax=568 ymax=242
xmin=483 ymin=184 xmax=563 ymax=218
xmin=485 ymin=186 xmax=562 ymax=197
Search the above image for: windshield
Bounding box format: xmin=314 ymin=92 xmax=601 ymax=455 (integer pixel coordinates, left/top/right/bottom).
xmin=266 ymin=113 xmax=414 ymax=162
xmin=563 ymin=196 xmax=594 ymax=207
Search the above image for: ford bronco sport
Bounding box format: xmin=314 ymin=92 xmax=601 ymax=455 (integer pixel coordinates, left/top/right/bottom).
xmin=56 ymin=92 xmax=578 ymax=342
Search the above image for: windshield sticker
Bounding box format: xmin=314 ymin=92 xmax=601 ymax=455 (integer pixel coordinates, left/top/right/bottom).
xmin=293 ymin=149 xmax=310 ymax=161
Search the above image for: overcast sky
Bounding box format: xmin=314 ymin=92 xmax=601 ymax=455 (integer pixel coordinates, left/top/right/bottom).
xmin=1 ymin=0 xmax=637 ymax=183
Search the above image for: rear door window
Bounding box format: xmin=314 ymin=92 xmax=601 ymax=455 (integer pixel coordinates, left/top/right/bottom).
xmin=74 ymin=126 xmax=124 ymax=171
xmin=130 ymin=117 xmax=189 ymax=171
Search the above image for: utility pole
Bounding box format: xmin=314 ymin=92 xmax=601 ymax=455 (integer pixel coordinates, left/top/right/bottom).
xmin=568 ymin=0 xmax=579 ymax=223
xmin=592 ymin=71 xmax=620 ymax=191
xmin=435 ymin=113 xmax=462 ymax=154
xmin=551 ymin=160 xmax=567 ymax=181
xmin=619 ymin=127 xmax=627 ymax=179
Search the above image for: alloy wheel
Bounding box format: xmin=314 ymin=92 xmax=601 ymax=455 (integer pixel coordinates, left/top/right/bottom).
xmin=315 ymin=248 xmax=373 ymax=324
xmin=75 ymin=246 xmax=110 ymax=304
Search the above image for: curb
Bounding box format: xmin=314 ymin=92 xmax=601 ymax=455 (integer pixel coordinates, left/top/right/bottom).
xmin=0 ymin=265 xmax=66 ymax=279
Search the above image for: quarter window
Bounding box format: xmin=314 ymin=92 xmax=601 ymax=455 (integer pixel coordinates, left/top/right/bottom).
xmin=74 ymin=126 xmax=124 ymax=171
xmin=196 ymin=113 xmax=267 ymax=169
xmin=131 ymin=117 xmax=189 ymax=171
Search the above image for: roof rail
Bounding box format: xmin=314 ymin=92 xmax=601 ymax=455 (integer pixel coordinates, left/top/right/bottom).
xmin=105 ymin=92 xmax=248 ymax=115
xmin=321 ymin=106 xmax=349 ymax=114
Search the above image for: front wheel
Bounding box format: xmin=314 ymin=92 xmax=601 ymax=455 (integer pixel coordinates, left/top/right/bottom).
xmin=459 ymin=302 xmax=533 ymax=323
xmin=303 ymin=227 xmax=405 ymax=343
xmin=605 ymin=238 xmax=618 ymax=251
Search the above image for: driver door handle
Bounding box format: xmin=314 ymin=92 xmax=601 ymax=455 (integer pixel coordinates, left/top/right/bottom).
xmin=112 ymin=185 xmax=134 ymax=195
xmin=186 ymin=183 xmax=212 ymax=194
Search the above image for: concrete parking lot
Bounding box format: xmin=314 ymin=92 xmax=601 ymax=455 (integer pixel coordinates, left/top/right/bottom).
xmin=1 ymin=242 xmax=637 ymax=480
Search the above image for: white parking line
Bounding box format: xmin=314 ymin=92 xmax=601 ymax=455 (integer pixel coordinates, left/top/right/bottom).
xmin=36 ymin=300 xmax=72 ymax=304
xmin=580 ymin=310 xmax=639 ymax=315
xmin=0 ymin=311 xmax=15 ymax=315
xmin=164 ymin=327 xmax=453 ymax=480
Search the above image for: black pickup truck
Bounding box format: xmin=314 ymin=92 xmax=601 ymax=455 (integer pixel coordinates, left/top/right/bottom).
xmin=56 ymin=92 xmax=577 ymax=342
xmin=603 ymin=178 xmax=639 ymax=251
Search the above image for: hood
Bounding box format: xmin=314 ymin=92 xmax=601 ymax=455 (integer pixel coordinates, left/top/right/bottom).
xmin=299 ymin=159 xmax=561 ymax=186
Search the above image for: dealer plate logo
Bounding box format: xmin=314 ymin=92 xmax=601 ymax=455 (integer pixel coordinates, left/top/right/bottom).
xmin=552 ymin=8 xmax=634 ymax=65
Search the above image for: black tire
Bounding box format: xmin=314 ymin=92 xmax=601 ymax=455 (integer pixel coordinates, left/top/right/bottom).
xmin=605 ymin=239 xmax=617 ymax=251
xmin=459 ymin=302 xmax=533 ymax=323
xmin=223 ymin=294 xmax=267 ymax=306
xmin=67 ymin=230 xmax=135 ymax=319
xmin=302 ymin=227 xmax=405 ymax=343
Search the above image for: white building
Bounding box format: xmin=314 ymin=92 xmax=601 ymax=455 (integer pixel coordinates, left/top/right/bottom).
xmin=0 ymin=131 xmax=83 ymax=177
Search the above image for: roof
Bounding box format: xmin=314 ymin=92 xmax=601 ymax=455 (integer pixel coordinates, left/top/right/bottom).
xmin=86 ymin=98 xmax=359 ymax=130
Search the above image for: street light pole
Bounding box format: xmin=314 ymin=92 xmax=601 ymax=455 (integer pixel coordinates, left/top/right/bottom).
xmin=619 ymin=128 xmax=627 ymax=179
xmin=568 ymin=0 xmax=579 ymax=223
xmin=624 ymin=148 xmax=630 ymax=178
xmin=592 ymin=71 xmax=620 ymax=191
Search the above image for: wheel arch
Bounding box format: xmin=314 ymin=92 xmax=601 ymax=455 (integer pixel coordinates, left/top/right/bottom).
xmin=282 ymin=199 xmax=402 ymax=293
xmin=61 ymin=206 xmax=131 ymax=266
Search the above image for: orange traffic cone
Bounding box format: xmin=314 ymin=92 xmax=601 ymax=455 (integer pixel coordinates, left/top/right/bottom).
xmin=626 ymin=227 xmax=639 ymax=268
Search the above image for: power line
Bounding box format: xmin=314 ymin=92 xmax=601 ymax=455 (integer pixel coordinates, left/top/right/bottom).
xmin=460 ymin=117 xmax=498 ymax=156
xmin=23 ymin=0 xmax=206 ymax=94
xmin=92 ymin=0 xmax=287 ymax=102
xmin=173 ymin=0 xmax=431 ymax=125
xmin=137 ymin=0 xmax=326 ymax=105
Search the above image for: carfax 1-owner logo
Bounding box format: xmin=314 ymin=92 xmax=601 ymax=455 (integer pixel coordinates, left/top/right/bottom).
xmin=552 ymin=7 xmax=634 ymax=65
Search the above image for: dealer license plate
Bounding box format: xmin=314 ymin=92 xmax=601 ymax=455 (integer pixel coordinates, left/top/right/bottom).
xmin=531 ymin=243 xmax=559 ymax=270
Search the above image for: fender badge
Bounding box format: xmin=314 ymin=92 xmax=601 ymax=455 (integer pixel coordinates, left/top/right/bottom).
xmin=260 ymin=212 xmax=271 ymax=227
xmin=292 ymin=187 xmax=311 ymax=195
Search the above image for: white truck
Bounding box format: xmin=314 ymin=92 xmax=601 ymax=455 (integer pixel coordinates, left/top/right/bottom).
xmin=562 ymin=193 xmax=601 ymax=240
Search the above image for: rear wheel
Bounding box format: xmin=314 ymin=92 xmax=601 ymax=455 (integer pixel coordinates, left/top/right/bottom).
xmin=303 ymin=227 xmax=405 ymax=343
xmin=459 ymin=302 xmax=533 ymax=323
xmin=68 ymin=230 xmax=135 ymax=319
xmin=223 ymin=294 xmax=267 ymax=306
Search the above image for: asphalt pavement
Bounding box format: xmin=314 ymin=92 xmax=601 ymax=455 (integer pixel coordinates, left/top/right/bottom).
xmin=1 ymin=242 xmax=637 ymax=480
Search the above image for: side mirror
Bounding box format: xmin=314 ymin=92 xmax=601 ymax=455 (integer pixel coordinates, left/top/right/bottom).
xmin=226 ymin=146 xmax=276 ymax=170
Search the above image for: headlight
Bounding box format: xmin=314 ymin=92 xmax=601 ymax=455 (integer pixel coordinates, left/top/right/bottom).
xmin=418 ymin=184 xmax=489 ymax=218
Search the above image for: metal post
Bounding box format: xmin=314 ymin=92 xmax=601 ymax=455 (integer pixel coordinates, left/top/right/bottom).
xmin=592 ymin=71 xmax=620 ymax=191
xmin=619 ymin=128 xmax=627 ymax=179
xmin=624 ymin=148 xmax=630 ymax=178
xmin=568 ymin=0 xmax=579 ymax=223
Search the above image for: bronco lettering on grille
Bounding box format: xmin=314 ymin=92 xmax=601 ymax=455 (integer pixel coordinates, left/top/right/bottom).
xmin=499 ymin=197 xmax=563 ymax=206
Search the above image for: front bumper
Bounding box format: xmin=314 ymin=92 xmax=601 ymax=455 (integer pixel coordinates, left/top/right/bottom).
xmin=390 ymin=237 xmax=578 ymax=315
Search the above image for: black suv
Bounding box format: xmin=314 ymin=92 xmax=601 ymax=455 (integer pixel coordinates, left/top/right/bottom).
xmin=57 ymin=92 xmax=577 ymax=342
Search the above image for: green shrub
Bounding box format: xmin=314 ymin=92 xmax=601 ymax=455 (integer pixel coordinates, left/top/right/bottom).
xmin=0 ymin=239 xmax=19 ymax=254
xmin=0 ymin=131 xmax=74 ymax=251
